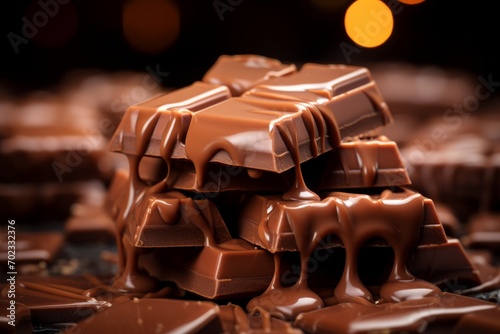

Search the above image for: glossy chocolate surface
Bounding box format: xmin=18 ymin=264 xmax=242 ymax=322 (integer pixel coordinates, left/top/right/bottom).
xmin=1 ymin=56 xmax=500 ymax=333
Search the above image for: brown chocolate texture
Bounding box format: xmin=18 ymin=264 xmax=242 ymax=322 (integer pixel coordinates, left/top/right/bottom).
xmin=1 ymin=55 xmax=500 ymax=333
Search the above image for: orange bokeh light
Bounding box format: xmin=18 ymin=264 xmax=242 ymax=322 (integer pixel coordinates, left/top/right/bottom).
xmin=398 ymin=0 xmax=425 ymax=4
xmin=344 ymin=0 xmax=394 ymax=48
xmin=123 ymin=0 xmax=180 ymax=54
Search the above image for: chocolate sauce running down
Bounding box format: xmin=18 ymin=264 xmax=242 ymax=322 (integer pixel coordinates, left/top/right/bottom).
xmin=247 ymin=189 xmax=441 ymax=319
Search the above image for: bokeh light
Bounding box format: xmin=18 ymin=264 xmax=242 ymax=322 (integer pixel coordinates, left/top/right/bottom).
xmin=398 ymin=0 xmax=425 ymax=4
xmin=344 ymin=0 xmax=393 ymax=48
xmin=123 ymin=0 xmax=180 ymax=54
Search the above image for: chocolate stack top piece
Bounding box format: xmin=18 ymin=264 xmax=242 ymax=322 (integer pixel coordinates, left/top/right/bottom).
xmin=109 ymin=54 xmax=393 ymax=187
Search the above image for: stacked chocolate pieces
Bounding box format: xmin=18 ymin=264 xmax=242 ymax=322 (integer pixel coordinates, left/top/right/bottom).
xmin=106 ymin=55 xmax=488 ymax=323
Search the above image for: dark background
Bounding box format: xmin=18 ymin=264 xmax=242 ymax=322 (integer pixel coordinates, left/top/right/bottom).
xmin=1 ymin=0 xmax=499 ymax=96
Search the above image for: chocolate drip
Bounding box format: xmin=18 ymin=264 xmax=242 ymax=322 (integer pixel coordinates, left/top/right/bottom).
xmin=248 ymin=189 xmax=443 ymax=318
xmin=277 ymin=117 xmax=320 ymax=201
xmin=354 ymin=140 xmax=379 ymax=186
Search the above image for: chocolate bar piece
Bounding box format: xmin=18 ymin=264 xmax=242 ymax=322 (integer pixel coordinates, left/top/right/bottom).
xmin=401 ymin=112 xmax=500 ymax=220
xmin=64 ymin=204 xmax=116 ymax=243
xmin=202 ymin=54 xmax=297 ymax=96
xmin=314 ymin=136 xmax=411 ymax=190
xmin=2 ymin=276 xmax=111 ymax=326
xmin=238 ymin=188 xmax=447 ymax=252
xmin=0 ymin=129 xmax=114 ymax=183
xmin=58 ymin=69 xmax=168 ymax=139
xmin=0 ymin=95 xmax=115 ymax=183
xmin=129 ymin=191 xmax=232 ymax=248
xmin=0 ymin=180 xmax=107 ymax=221
xmin=162 ymin=136 xmax=410 ymax=192
xmin=185 ymin=63 xmax=392 ymax=177
xmin=66 ymin=298 xmax=224 ymax=334
xmin=294 ymin=293 xmax=500 ymax=334
xmin=463 ymin=213 xmax=500 ymax=250
xmin=139 ymin=239 xmax=274 ymax=299
xmin=0 ymin=232 xmax=64 ymax=264
xmin=108 ymin=81 xmax=231 ymax=157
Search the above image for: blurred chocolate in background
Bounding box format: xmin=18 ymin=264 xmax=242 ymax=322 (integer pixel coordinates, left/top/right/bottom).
xmin=0 ymin=0 xmax=499 ymax=95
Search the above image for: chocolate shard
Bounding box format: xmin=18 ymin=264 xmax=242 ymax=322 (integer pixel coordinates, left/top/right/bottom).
xmin=202 ymin=54 xmax=297 ymax=96
xmin=108 ymin=81 xmax=231 ymax=156
xmin=66 ymin=298 xmax=224 ymax=334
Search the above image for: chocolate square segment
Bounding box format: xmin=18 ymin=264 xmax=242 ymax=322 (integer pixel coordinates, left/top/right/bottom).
xmin=108 ymin=81 xmax=231 ymax=156
xmin=246 ymin=63 xmax=393 ymax=137
xmin=202 ymin=54 xmax=297 ymax=96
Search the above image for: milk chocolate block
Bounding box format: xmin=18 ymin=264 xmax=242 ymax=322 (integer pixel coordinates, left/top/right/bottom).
xmin=164 ymin=158 xmax=294 ymax=192
xmin=67 ymin=298 xmax=224 ymax=334
xmin=0 ymin=180 xmax=107 ymax=221
xmin=463 ymin=213 xmax=500 ymax=250
xmin=0 ymin=95 xmax=115 ymax=183
xmin=0 ymin=232 xmax=64 ymax=264
xmin=315 ymin=136 xmax=411 ymax=190
xmin=64 ymin=205 xmax=116 ymax=243
xmin=3 ymin=276 xmax=111 ymax=326
xmin=409 ymin=238 xmax=482 ymax=288
xmin=58 ymin=69 xmax=168 ymax=139
xmin=369 ymin=62 xmax=476 ymax=116
xmin=108 ymin=81 xmax=231 ymax=156
xmin=401 ymin=112 xmax=500 ymax=219
xmin=294 ymin=293 xmax=500 ymax=334
xmin=128 ymin=191 xmax=232 ymax=248
xmin=0 ymin=129 xmax=114 ymax=183
xmin=148 ymin=136 xmax=409 ymax=192
xmin=186 ymin=63 xmax=392 ymax=175
xmin=202 ymin=54 xmax=297 ymax=96
xmin=246 ymin=63 xmax=392 ymax=141
xmin=139 ymin=239 xmax=274 ymax=299
xmin=238 ymin=188 xmax=446 ymax=253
